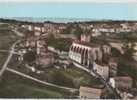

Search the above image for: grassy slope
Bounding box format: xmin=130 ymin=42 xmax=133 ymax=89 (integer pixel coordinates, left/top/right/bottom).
xmin=44 ymin=67 xmax=102 ymax=88
xmin=0 ymin=24 xmax=75 ymax=98
xmin=0 ymin=24 xmax=17 ymax=50
xmin=0 ymin=71 xmax=72 ymax=98
xmin=0 ymin=23 xmax=102 ymax=98
xmin=0 ymin=24 xmax=17 ymax=69
xmin=9 ymin=60 xmax=102 ymax=89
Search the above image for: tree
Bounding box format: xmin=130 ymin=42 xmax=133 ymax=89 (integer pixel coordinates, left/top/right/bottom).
xmin=61 ymin=24 xmax=73 ymax=34
xmin=73 ymin=25 xmax=83 ymax=39
xmin=23 ymin=51 xmax=36 ymax=63
xmin=124 ymin=43 xmax=135 ymax=57
xmin=122 ymin=34 xmax=136 ymax=58
xmin=123 ymin=42 xmax=136 ymax=58
xmin=61 ymin=24 xmax=83 ymax=39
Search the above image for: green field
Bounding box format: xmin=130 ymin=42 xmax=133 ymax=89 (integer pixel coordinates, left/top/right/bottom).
xmin=41 ymin=67 xmax=102 ymax=88
xmin=0 ymin=24 xmax=17 ymax=50
xmin=47 ymin=34 xmax=72 ymax=51
xmin=0 ymin=23 xmax=17 ymax=69
xmin=0 ymin=23 xmax=102 ymax=98
xmin=0 ymin=23 xmax=73 ymax=98
xmin=8 ymin=57 xmax=103 ymax=89
xmin=0 ymin=23 xmax=77 ymax=98
xmin=0 ymin=52 xmax=8 ymax=69
xmin=0 ymin=71 xmax=74 ymax=98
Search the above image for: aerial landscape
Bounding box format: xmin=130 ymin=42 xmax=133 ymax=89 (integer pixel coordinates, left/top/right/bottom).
xmin=0 ymin=2 xmax=137 ymax=99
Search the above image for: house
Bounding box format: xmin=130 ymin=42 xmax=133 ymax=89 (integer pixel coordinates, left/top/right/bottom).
xmin=109 ymin=41 xmax=124 ymax=54
xmin=109 ymin=58 xmax=118 ymax=77
xmin=33 ymin=24 xmax=44 ymax=36
xmin=21 ymin=23 xmax=44 ymax=36
xmin=91 ymin=30 xmax=101 ymax=37
xmin=34 ymin=25 xmax=42 ymax=32
xmin=25 ymin=36 xmax=37 ymax=48
xmin=79 ymin=23 xmax=93 ymax=31
xmin=36 ymin=52 xmax=54 ymax=67
xmin=21 ymin=24 xmax=34 ymax=31
xmin=109 ymin=76 xmax=133 ymax=90
xmin=24 ymin=30 xmax=34 ymax=38
xmin=80 ymin=33 xmax=91 ymax=42
xmin=132 ymin=42 xmax=137 ymax=61
xmin=79 ymin=86 xmax=103 ymax=99
xmin=36 ymin=39 xmax=47 ymax=55
xmin=93 ymin=62 xmax=109 ymax=79
xmin=44 ymin=23 xmax=57 ymax=34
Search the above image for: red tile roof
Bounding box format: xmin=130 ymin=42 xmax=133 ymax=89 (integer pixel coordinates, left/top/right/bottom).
xmin=114 ymin=76 xmax=133 ymax=81
xmin=80 ymin=86 xmax=102 ymax=95
xmin=74 ymin=40 xmax=100 ymax=48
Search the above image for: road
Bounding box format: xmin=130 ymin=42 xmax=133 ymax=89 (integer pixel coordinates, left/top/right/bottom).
xmin=73 ymin=62 xmax=121 ymax=99
xmin=0 ymin=29 xmax=78 ymax=94
xmin=0 ymin=50 xmax=9 ymax=52
xmin=0 ymin=49 xmax=22 ymax=56
xmin=0 ymin=25 xmax=24 ymax=77
xmin=12 ymin=28 xmax=24 ymax=37
xmin=92 ymin=70 xmax=121 ymax=99
xmin=10 ymin=25 xmax=24 ymax=37
xmin=73 ymin=62 xmax=96 ymax=76
xmin=0 ymin=25 xmax=121 ymax=97
xmin=0 ymin=40 xmax=21 ymax=77
xmin=6 ymin=67 xmax=78 ymax=92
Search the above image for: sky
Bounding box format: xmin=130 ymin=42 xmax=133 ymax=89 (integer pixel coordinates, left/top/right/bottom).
xmin=0 ymin=2 xmax=137 ymax=20
xmin=0 ymin=0 xmax=137 ymax=3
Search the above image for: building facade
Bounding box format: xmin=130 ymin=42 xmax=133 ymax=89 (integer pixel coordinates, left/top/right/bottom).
xmin=69 ymin=41 xmax=103 ymax=68
xmin=93 ymin=62 xmax=109 ymax=79
xmin=109 ymin=76 xmax=133 ymax=90
xmin=69 ymin=33 xmax=111 ymax=78
xmin=79 ymin=86 xmax=103 ymax=99
xmin=69 ymin=41 xmax=111 ymax=68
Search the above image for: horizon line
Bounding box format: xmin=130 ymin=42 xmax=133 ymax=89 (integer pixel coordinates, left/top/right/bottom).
xmin=1 ymin=17 xmax=137 ymax=22
xmin=0 ymin=0 xmax=137 ymax=3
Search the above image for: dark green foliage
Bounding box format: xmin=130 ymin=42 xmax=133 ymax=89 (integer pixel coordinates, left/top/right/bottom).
xmin=117 ymin=54 xmax=137 ymax=88
xmin=47 ymin=35 xmax=72 ymax=51
xmin=51 ymin=70 xmax=75 ymax=88
xmin=123 ymin=43 xmax=136 ymax=58
xmin=23 ymin=51 xmax=36 ymax=63
xmin=111 ymin=47 xmax=121 ymax=57
xmin=61 ymin=24 xmax=83 ymax=38
xmin=0 ymin=71 xmax=72 ymax=98
xmin=118 ymin=59 xmax=137 ymax=80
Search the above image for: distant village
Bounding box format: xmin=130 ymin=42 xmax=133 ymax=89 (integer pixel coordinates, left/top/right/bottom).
xmin=2 ymin=19 xmax=137 ymax=99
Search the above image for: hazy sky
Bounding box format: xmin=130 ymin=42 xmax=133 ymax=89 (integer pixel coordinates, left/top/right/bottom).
xmin=0 ymin=0 xmax=136 ymax=3
xmin=0 ymin=3 xmax=137 ymax=20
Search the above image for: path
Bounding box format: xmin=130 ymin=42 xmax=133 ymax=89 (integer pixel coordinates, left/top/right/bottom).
xmin=0 ymin=40 xmax=21 ymax=77
xmin=6 ymin=67 xmax=78 ymax=92
xmin=0 ymin=49 xmax=22 ymax=56
xmin=73 ymin=62 xmax=121 ymax=99
xmin=12 ymin=28 xmax=24 ymax=37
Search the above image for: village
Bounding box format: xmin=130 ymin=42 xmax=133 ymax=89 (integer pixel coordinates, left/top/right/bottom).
xmin=0 ymin=19 xmax=137 ymax=99
xmin=7 ymin=19 xmax=137 ymax=99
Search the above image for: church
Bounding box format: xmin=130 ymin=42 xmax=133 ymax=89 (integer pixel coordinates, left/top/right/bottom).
xmin=69 ymin=33 xmax=111 ymax=78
